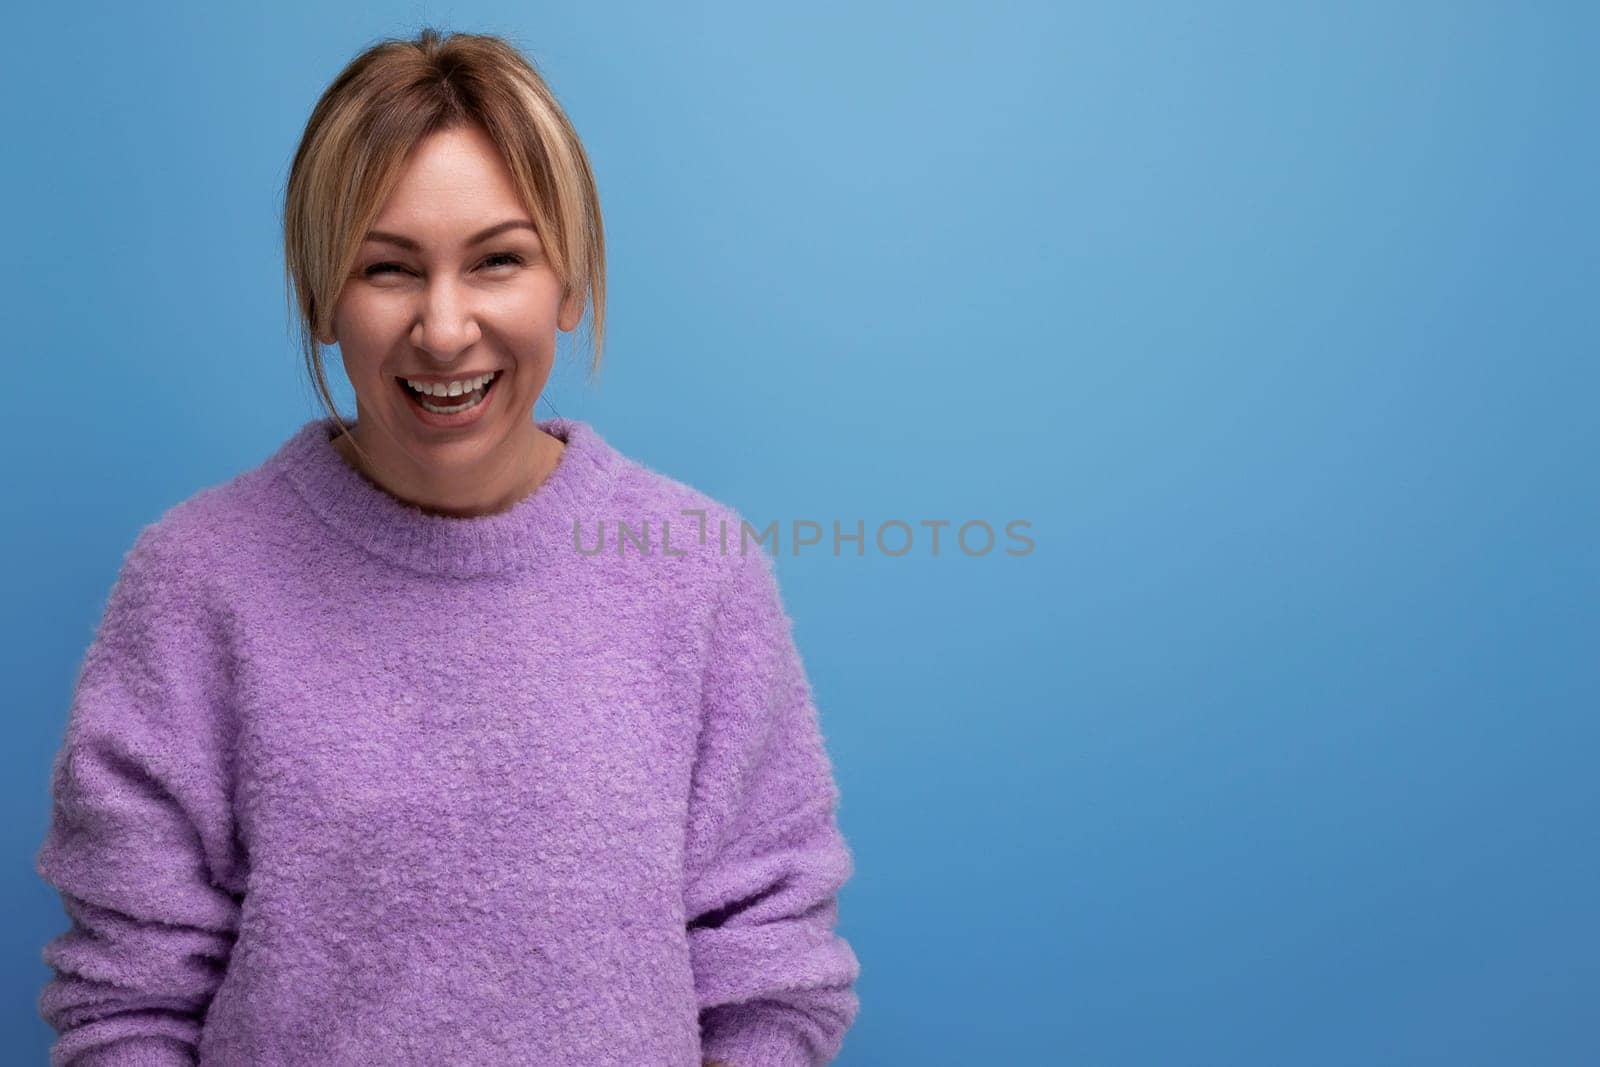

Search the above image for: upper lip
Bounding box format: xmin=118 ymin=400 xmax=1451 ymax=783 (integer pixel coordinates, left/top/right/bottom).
xmin=396 ymin=370 xmax=500 ymax=385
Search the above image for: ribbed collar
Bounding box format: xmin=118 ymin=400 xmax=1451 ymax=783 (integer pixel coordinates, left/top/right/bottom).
xmin=271 ymin=415 xmax=621 ymax=579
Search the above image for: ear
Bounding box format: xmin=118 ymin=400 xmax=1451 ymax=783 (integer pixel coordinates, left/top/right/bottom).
xmin=557 ymin=285 xmax=586 ymax=333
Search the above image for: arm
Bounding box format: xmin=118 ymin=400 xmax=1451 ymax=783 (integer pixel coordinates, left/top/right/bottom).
xmin=34 ymin=525 xmax=245 ymax=1066
xmin=686 ymin=546 xmax=861 ymax=1067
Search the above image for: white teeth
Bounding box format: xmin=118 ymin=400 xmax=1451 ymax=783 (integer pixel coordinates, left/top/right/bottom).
xmin=403 ymin=370 xmax=497 ymax=397
xmin=416 ymin=388 xmax=489 ymax=415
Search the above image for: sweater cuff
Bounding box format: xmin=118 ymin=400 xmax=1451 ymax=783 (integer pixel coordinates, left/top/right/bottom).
xmin=699 ymin=1003 xmax=815 ymax=1067
xmin=66 ymin=1036 xmax=196 ymax=1067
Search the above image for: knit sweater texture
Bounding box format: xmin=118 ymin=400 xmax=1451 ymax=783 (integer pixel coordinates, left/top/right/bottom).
xmin=34 ymin=415 xmax=860 ymax=1066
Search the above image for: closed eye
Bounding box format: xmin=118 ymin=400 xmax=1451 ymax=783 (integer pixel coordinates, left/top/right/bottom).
xmin=363 ymin=252 xmax=527 ymax=277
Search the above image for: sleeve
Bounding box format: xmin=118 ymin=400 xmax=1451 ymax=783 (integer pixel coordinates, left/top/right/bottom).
xmin=33 ymin=525 xmax=246 ymax=1067
xmin=685 ymin=545 xmax=861 ymax=1067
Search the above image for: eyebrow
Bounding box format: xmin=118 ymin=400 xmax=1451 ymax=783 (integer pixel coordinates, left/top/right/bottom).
xmin=363 ymin=219 xmax=538 ymax=251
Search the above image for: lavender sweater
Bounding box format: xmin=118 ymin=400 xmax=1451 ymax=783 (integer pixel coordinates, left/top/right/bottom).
xmin=35 ymin=416 xmax=860 ymax=1067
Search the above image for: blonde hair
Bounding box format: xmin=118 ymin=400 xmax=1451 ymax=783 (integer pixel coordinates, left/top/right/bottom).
xmin=281 ymin=27 xmax=606 ymax=459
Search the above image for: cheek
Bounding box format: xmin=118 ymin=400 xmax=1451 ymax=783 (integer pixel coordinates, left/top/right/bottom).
xmin=336 ymin=290 xmax=406 ymax=341
xmin=492 ymin=289 xmax=563 ymax=336
xmin=491 ymin=304 xmax=563 ymax=367
xmin=497 ymin=271 xmax=570 ymax=328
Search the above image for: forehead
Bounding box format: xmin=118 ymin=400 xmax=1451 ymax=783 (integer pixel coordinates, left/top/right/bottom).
xmin=368 ymin=126 xmax=533 ymax=240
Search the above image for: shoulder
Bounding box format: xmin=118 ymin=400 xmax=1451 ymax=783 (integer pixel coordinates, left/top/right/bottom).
xmin=80 ymin=485 xmax=242 ymax=684
xmin=132 ymin=464 xmax=277 ymax=571
xmin=109 ymin=456 xmax=288 ymax=625
xmin=597 ymin=438 xmax=786 ymax=626
xmin=606 ymin=447 xmax=757 ymax=567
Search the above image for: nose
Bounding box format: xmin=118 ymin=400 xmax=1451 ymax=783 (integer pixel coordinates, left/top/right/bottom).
xmin=409 ymin=274 xmax=483 ymax=361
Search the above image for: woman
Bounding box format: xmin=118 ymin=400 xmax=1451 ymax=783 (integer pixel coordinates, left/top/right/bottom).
xmin=35 ymin=28 xmax=859 ymax=1067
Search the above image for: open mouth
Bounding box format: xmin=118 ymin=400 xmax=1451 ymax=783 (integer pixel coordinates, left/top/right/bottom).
xmin=395 ymin=370 xmax=502 ymax=416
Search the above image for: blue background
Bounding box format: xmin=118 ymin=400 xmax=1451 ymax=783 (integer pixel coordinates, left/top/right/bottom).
xmin=5 ymin=2 xmax=1596 ymax=1063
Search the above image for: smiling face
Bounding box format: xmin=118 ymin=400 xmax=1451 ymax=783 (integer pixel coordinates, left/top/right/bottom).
xmin=317 ymin=121 xmax=583 ymax=493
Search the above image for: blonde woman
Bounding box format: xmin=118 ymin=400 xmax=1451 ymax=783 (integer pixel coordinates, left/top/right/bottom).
xmin=35 ymin=28 xmax=859 ymax=1067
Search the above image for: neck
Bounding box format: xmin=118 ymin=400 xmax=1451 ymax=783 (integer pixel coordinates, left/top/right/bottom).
xmin=333 ymin=418 xmax=565 ymax=519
